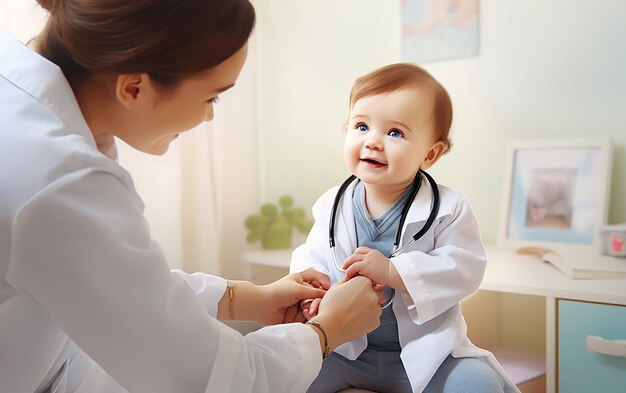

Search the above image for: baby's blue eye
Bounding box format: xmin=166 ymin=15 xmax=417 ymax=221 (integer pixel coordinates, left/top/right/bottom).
xmin=207 ymin=96 xmax=220 ymax=104
xmin=388 ymin=129 xmax=403 ymax=138
xmin=356 ymin=123 xmax=369 ymax=132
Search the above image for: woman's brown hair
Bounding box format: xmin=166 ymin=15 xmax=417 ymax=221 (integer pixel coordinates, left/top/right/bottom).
xmin=349 ymin=63 xmax=453 ymax=154
xmin=35 ymin=0 xmax=255 ymax=88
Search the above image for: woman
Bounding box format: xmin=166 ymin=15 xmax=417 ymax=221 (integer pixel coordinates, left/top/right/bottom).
xmin=0 ymin=1 xmax=382 ymax=392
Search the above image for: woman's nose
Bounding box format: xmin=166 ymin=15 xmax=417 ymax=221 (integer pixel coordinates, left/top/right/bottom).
xmin=205 ymin=107 xmax=215 ymax=122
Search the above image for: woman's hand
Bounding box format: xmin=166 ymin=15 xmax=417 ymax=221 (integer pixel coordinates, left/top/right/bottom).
xmin=310 ymin=276 xmax=382 ymax=351
xmin=234 ymin=268 xmax=330 ymax=325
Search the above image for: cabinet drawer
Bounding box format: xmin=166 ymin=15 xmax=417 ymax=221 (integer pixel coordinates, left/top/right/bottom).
xmin=558 ymin=300 xmax=626 ymax=393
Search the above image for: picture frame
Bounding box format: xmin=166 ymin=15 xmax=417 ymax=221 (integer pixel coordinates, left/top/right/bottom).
xmin=498 ymin=137 xmax=612 ymax=253
xmin=401 ymin=0 xmax=480 ymax=64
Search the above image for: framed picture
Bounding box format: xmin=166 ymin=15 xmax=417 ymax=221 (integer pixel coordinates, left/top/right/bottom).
xmin=498 ymin=138 xmax=612 ymax=253
xmin=401 ymin=0 xmax=480 ymax=64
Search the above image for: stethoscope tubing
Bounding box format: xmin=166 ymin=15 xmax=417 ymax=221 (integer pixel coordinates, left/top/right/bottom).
xmin=329 ymin=170 xmax=440 ymax=309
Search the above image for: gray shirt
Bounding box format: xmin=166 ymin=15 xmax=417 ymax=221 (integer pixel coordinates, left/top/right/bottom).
xmin=353 ymin=181 xmax=412 ymax=351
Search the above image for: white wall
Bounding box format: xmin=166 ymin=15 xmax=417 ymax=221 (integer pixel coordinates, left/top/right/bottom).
xmin=255 ymin=0 xmax=626 ymax=246
xmin=8 ymin=1 xmax=625 ymax=279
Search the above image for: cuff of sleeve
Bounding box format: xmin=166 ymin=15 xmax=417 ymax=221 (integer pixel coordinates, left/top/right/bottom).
xmin=206 ymin=320 xmax=242 ymax=392
xmin=171 ymin=269 xmax=227 ymax=317
xmin=288 ymin=323 xmax=324 ymax=392
xmin=392 ymin=253 xmax=435 ymax=324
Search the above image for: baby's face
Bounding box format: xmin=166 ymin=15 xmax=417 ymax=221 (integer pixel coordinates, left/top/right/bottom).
xmin=344 ymin=86 xmax=439 ymax=190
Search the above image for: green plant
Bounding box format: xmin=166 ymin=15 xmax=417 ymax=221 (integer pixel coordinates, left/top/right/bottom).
xmin=244 ymin=195 xmax=313 ymax=249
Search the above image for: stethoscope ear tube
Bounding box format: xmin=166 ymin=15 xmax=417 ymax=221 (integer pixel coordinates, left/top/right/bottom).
xmin=408 ymin=170 xmax=440 ymax=244
xmin=329 ymin=175 xmax=357 ymax=249
xmin=389 ymin=170 xmax=440 ymax=257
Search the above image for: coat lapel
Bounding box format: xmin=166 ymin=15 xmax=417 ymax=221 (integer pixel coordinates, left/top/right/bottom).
xmin=335 ymin=179 xmax=358 ymax=263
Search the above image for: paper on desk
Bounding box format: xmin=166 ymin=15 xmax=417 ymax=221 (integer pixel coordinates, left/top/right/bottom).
xmin=514 ymin=247 xmax=626 ymax=279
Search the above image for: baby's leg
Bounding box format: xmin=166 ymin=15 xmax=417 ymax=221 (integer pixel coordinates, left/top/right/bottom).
xmin=423 ymin=355 xmax=505 ymax=393
xmin=306 ymin=352 xmax=353 ymax=393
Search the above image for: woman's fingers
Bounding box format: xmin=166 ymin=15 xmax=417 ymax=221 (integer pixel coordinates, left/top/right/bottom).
xmin=297 ymin=284 xmax=326 ymax=300
xmin=299 ymin=267 xmax=330 ymax=289
xmin=375 ymin=287 xmax=386 ymax=304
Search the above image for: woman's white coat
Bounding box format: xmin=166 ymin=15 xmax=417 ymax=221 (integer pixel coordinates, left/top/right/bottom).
xmin=0 ymin=34 xmax=321 ymax=393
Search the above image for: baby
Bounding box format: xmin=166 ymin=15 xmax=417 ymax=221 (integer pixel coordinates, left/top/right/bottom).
xmin=291 ymin=63 xmax=518 ymax=393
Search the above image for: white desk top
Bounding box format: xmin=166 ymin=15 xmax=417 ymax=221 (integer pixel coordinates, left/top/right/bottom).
xmin=483 ymin=246 xmax=626 ymax=306
xmin=243 ymin=246 xmax=626 ymax=306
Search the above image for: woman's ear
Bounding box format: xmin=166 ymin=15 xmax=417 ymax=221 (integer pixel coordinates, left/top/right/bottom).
xmin=115 ymin=73 xmax=150 ymax=109
xmin=420 ymin=140 xmax=446 ymax=170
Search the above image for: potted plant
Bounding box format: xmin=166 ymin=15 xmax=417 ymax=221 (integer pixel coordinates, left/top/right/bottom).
xmin=244 ymin=195 xmax=313 ymax=250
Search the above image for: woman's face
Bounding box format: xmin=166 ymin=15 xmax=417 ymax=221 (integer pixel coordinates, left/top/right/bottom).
xmin=115 ymin=43 xmax=248 ymax=155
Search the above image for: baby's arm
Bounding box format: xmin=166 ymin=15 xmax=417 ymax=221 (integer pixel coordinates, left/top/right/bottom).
xmin=392 ymin=194 xmax=487 ymax=324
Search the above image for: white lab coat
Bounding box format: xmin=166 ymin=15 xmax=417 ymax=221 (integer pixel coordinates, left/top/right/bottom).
xmin=0 ymin=34 xmax=322 ymax=393
xmin=291 ymin=178 xmax=520 ymax=393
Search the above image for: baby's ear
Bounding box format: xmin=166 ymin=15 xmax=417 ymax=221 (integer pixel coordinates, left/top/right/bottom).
xmin=420 ymin=141 xmax=446 ymax=170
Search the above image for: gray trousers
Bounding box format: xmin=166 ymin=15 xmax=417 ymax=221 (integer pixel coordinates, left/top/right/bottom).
xmin=306 ymin=351 xmax=505 ymax=393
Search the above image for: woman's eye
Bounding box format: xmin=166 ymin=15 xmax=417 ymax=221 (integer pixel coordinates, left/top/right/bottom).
xmin=207 ymin=96 xmax=220 ymax=104
xmin=388 ymin=129 xmax=403 ymax=138
xmin=356 ymin=123 xmax=369 ymax=132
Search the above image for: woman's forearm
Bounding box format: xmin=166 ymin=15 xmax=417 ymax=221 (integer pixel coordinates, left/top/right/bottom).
xmin=217 ymin=280 xmax=267 ymax=322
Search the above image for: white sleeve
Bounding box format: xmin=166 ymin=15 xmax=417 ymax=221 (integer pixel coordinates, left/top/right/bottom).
xmin=171 ymin=269 xmax=227 ymax=317
xmin=392 ymin=194 xmax=487 ymax=325
xmin=7 ymin=171 xmax=322 ymax=393
xmin=290 ymin=190 xmax=334 ymax=277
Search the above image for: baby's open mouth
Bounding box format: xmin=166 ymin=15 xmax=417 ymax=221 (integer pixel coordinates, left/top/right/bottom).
xmin=361 ymin=158 xmax=386 ymax=167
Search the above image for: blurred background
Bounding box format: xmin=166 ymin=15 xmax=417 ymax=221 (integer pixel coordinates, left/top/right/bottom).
xmin=2 ymin=0 xmax=625 ymax=280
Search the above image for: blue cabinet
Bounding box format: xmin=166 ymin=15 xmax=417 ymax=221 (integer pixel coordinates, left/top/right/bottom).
xmin=558 ymin=300 xmax=626 ymax=392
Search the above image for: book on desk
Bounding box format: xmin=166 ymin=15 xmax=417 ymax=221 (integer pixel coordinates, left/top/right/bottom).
xmin=515 ymin=246 xmax=626 ymax=279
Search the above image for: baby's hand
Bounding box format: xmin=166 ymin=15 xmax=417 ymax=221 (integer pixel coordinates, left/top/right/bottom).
xmin=296 ymin=270 xmax=329 ymax=320
xmin=299 ymin=297 xmax=322 ymax=320
xmin=342 ymin=247 xmax=390 ymax=287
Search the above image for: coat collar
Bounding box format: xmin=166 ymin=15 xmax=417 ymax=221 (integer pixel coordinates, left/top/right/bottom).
xmin=333 ymin=175 xmax=439 ymax=256
xmin=0 ymin=34 xmax=95 ymax=148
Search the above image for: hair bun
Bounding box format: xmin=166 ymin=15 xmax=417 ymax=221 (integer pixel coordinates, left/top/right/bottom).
xmin=36 ymin=0 xmax=60 ymax=13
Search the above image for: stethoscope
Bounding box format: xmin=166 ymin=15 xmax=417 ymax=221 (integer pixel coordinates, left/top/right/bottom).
xmin=329 ymin=169 xmax=440 ymax=309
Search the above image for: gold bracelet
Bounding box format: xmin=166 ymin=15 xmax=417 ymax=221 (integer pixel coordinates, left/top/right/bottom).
xmin=306 ymin=319 xmax=330 ymax=359
xmin=227 ymin=281 xmax=235 ymax=320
